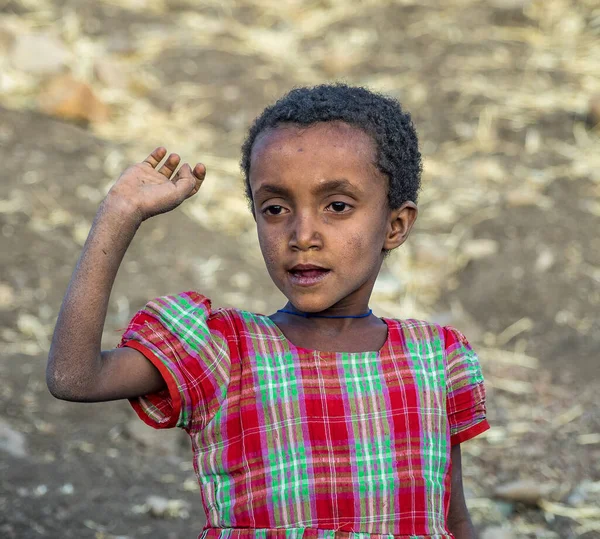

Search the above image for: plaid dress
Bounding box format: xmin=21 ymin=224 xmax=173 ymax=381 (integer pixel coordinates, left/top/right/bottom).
xmin=118 ymin=291 xmax=489 ymax=539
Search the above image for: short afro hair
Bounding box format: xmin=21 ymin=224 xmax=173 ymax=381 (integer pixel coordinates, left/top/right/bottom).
xmin=240 ymin=83 xmax=422 ymax=211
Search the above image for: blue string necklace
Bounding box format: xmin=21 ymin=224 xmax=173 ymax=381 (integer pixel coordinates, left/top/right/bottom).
xmin=276 ymin=308 xmax=373 ymax=319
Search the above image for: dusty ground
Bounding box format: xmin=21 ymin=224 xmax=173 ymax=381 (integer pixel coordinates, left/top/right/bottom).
xmin=1 ymin=0 xmax=600 ymax=538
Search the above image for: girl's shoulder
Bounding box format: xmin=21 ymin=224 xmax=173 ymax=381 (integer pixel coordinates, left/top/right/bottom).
xmin=385 ymin=315 xmax=442 ymax=338
xmin=385 ymin=316 xmax=473 ymax=352
xmin=145 ymin=290 xmax=273 ymax=335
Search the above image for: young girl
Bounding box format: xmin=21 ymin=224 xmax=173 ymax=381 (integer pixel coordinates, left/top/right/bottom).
xmin=47 ymin=84 xmax=490 ymax=539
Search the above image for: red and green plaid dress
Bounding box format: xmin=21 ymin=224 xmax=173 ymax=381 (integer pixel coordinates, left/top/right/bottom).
xmin=118 ymin=291 xmax=489 ymax=539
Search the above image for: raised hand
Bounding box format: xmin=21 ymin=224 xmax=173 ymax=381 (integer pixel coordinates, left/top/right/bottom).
xmin=47 ymin=148 xmax=207 ymax=402
xmin=105 ymin=147 xmax=206 ymax=223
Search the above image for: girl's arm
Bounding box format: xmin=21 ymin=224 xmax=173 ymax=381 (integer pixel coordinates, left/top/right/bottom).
xmin=46 ymin=148 xmax=205 ymax=402
xmin=447 ymin=444 xmax=478 ymax=539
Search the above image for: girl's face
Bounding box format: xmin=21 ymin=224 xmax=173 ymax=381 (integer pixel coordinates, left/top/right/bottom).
xmin=249 ymin=121 xmax=417 ymax=314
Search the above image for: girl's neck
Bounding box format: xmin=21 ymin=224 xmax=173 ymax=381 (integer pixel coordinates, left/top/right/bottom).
xmin=268 ymin=304 xmax=388 ymax=353
xmin=271 ymin=302 xmax=376 ymax=333
xmin=276 ymin=308 xmax=372 ymax=320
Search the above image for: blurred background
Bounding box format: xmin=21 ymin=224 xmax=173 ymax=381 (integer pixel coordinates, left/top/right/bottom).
xmin=1 ymin=0 xmax=599 ymax=537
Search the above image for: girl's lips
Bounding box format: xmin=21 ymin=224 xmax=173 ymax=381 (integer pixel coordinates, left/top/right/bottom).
xmin=288 ymin=269 xmax=330 ymax=286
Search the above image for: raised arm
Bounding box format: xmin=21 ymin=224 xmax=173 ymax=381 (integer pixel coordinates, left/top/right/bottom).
xmin=46 ymin=147 xmax=206 ymax=402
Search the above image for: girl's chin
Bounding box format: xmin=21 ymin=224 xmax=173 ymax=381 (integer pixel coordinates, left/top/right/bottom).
xmin=285 ymin=295 xmax=347 ymax=315
xmin=281 ymin=296 xmax=330 ymax=314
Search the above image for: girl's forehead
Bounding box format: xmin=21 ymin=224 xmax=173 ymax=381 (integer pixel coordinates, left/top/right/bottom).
xmin=250 ymin=121 xmax=376 ymax=163
xmin=248 ymin=121 xmax=387 ymax=200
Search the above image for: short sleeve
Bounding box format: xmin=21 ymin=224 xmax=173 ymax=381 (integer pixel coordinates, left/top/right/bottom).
xmin=117 ymin=291 xmax=231 ymax=431
xmin=444 ymin=326 xmax=490 ymax=445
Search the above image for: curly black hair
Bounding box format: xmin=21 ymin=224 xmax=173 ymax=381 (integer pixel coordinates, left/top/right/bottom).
xmin=240 ymin=83 xmax=422 ymax=212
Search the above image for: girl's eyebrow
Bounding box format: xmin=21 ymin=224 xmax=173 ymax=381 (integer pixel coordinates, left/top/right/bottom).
xmin=255 ymin=178 xmax=361 ymax=199
xmin=254 ymin=184 xmax=289 ymax=199
xmin=313 ymin=178 xmax=361 ymax=196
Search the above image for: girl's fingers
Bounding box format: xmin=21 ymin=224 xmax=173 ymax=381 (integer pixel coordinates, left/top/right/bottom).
xmin=193 ymin=163 xmax=206 ymax=179
xmin=157 ymin=153 xmax=181 ymax=178
xmin=140 ymin=151 xmax=206 ymax=202
xmin=142 ymin=147 xmax=167 ymax=168
xmin=172 ymin=164 xmax=196 ymax=197
xmin=174 ymin=163 xmax=206 ymax=200
xmin=189 ymin=163 xmax=206 ymax=197
xmin=172 ymin=163 xmax=191 ymax=183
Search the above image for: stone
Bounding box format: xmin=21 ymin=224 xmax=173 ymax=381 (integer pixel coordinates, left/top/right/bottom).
xmin=124 ymin=419 xmax=184 ymax=455
xmin=17 ymin=312 xmax=47 ymax=340
xmin=494 ymin=500 xmax=515 ymax=518
xmin=0 ymin=418 xmax=27 ymax=458
xmin=463 ymin=239 xmax=499 ymax=260
xmin=505 ymin=186 xmax=552 ymax=208
xmin=411 ymin=234 xmax=453 ymax=266
xmin=489 ymin=0 xmax=530 ymax=9
xmin=472 ymin=158 xmax=505 ymax=183
xmin=588 ymin=95 xmax=600 ymax=128
xmin=94 ymin=60 xmax=127 ymax=88
xmin=229 ymin=272 xmax=252 ymax=290
xmin=143 ymin=495 xmax=190 ymax=519
xmin=33 ymin=484 xmax=48 ymax=497
xmin=0 ymin=25 xmax=15 ymax=54
xmin=147 ymin=495 xmax=169 ymax=517
xmin=38 ymin=74 xmax=110 ymax=123
xmin=320 ymin=49 xmax=362 ymax=77
xmin=10 ymin=32 xmax=72 ymax=75
xmin=494 ymin=479 xmax=556 ymax=505
xmin=106 ymin=34 xmax=137 ymax=55
xmin=535 ymin=248 xmax=555 ymax=272
xmin=0 ymin=283 xmax=15 ymax=309
xmin=59 ymin=483 xmax=74 ymax=495
xmin=372 ymin=272 xmax=403 ymax=300
xmin=481 ymin=526 xmax=515 ymax=539
xmin=567 ymin=480 xmax=600 ymax=507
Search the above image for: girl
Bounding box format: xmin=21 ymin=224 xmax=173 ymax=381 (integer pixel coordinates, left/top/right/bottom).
xmin=47 ymin=84 xmax=490 ymax=539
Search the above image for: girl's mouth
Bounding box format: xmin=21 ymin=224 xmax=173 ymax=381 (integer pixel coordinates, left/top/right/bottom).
xmin=288 ymin=269 xmax=330 ymax=286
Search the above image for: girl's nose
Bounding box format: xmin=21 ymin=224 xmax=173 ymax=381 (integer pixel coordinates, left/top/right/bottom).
xmin=288 ymin=213 xmax=322 ymax=251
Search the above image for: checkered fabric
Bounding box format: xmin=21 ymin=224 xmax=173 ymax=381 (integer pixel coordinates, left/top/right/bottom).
xmin=118 ymin=291 xmax=489 ymax=539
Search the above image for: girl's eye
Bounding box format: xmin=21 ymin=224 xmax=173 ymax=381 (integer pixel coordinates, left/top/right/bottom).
xmin=328 ymin=202 xmax=351 ymax=213
xmin=263 ymin=205 xmax=285 ymax=216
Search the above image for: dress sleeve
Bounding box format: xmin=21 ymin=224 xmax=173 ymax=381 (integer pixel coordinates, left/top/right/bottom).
xmin=117 ymin=291 xmax=231 ymax=431
xmin=444 ymin=326 xmax=490 ymax=445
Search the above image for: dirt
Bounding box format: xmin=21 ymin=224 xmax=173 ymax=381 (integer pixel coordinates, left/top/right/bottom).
xmin=454 ymin=176 xmax=600 ymax=386
xmin=1 ymin=0 xmax=599 ymax=538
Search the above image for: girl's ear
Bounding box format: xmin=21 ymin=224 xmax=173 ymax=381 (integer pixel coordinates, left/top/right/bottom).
xmin=383 ymin=202 xmax=418 ymax=250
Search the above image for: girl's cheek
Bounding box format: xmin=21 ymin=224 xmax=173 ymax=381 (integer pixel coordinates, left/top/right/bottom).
xmin=259 ymin=234 xmax=280 ymax=268
xmin=347 ymin=232 xmax=365 ymax=258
